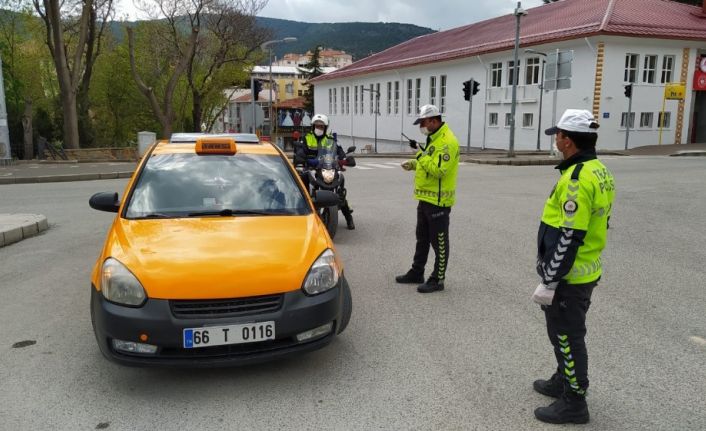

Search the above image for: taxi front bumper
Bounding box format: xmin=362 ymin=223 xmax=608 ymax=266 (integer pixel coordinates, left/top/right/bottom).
xmin=90 ymin=278 xmax=348 ymax=367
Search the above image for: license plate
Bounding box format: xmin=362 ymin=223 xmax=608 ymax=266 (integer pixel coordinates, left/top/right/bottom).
xmin=183 ymin=321 xmax=275 ymax=349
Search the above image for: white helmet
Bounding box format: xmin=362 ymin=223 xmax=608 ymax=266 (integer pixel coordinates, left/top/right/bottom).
xmin=311 ymin=114 xmax=329 ymax=127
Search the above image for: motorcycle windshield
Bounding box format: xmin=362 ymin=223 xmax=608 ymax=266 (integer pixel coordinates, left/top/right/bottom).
xmin=317 ymin=142 xmax=337 ymax=170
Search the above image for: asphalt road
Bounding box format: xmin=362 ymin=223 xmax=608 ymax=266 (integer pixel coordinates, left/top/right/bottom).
xmin=1 ymin=156 xmax=705 ymax=430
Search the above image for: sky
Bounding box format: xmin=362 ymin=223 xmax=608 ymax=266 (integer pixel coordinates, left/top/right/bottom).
xmin=116 ymin=0 xmax=547 ymax=31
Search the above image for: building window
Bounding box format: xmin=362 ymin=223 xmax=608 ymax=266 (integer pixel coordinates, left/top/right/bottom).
xmin=354 ymin=86 xmax=358 ymax=115
xmin=526 ymin=57 xmax=540 ymax=85
xmin=359 ymin=85 xmax=364 ymax=114
xmin=523 ymin=113 xmax=534 ymax=128
xmin=508 ymin=60 xmax=521 ymax=86
xmin=387 ymin=82 xmax=392 ymax=115
xmin=375 ymin=83 xmax=381 ymax=114
xmin=658 ymin=111 xmax=671 ymax=128
xmin=341 ymin=87 xmax=345 ymax=114
xmin=440 ymin=75 xmax=447 ymax=113
xmin=643 ymin=55 xmax=657 ymax=84
xmin=505 ymin=113 xmax=512 ymax=127
xmin=415 ymin=78 xmax=421 ymax=113
xmin=430 ymin=76 xmax=437 ymax=106
xmin=285 ymin=83 xmax=294 ymax=94
xmin=624 ymin=54 xmax=639 ymax=83
xmin=661 ymin=55 xmax=675 ymax=84
xmin=620 ymin=112 xmax=635 ymax=129
xmin=640 ymin=112 xmax=654 ymax=128
xmin=345 ymin=86 xmax=350 ymax=114
xmin=489 ymin=112 xmax=498 ymax=126
xmin=328 ymin=88 xmax=332 ymax=113
xmin=333 ymin=88 xmax=337 ymax=115
xmin=298 ymin=90 xmax=303 ymax=97
xmin=407 ymin=79 xmax=413 ymax=115
xmin=369 ymin=84 xmax=374 ymax=115
xmin=394 ymin=81 xmax=400 ymax=114
xmin=491 ymin=62 xmax=503 ymax=88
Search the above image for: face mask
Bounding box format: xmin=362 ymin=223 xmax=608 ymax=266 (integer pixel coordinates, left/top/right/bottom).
xmin=314 ymin=128 xmax=324 ymax=137
xmin=419 ymin=126 xmax=431 ymax=136
xmin=553 ymin=142 xmax=564 ymax=160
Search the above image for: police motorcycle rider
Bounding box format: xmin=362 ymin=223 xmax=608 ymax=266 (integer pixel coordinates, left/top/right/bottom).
xmin=295 ymin=114 xmax=355 ymax=230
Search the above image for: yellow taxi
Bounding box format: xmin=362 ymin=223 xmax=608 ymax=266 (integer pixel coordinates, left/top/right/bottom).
xmin=88 ymin=133 xmax=352 ymax=366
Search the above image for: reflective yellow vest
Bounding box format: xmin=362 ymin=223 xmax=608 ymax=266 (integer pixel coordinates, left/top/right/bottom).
xmin=412 ymin=123 xmax=460 ymax=207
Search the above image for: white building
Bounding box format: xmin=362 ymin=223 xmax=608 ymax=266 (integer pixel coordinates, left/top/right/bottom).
xmin=311 ymin=0 xmax=706 ymax=152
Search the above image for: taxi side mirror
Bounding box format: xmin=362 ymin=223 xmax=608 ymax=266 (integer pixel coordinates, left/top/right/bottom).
xmin=312 ymin=190 xmax=340 ymax=209
xmin=89 ymin=192 xmax=120 ymax=213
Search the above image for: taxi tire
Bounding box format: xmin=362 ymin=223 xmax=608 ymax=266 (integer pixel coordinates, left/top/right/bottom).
xmin=338 ymin=278 xmax=352 ymax=334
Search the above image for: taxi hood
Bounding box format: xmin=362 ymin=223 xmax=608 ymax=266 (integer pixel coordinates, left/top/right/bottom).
xmin=101 ymin=215 xmax=333 ymax=299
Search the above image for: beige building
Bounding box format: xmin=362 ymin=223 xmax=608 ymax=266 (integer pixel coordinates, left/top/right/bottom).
xmin=273 ymin=49 xmax=353 ymax=69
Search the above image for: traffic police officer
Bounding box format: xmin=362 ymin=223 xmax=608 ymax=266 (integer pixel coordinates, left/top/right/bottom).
xmin=396 ymin=104 xmax=460 ymax=293
xmin=299 ymin=114 xmax=355 ymax=230
xmin=531 ymin=109 xmax=615 ymax=424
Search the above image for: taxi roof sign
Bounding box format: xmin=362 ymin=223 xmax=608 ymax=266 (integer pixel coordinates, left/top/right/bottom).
xmin=195 ymin=137 xmax=237 ymax=155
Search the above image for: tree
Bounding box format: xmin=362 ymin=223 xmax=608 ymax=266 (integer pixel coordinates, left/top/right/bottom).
xmin=185 ymin=0 xmax=270 ymax=132
xmin=32 ymin=0 xmax=114 ymax=149
xmin=299 ymin=46 xmax=323 ymax=114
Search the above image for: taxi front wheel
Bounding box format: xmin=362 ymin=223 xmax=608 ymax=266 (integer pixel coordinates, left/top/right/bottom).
xmin=338 ymin=278 xmax=352 ymax=334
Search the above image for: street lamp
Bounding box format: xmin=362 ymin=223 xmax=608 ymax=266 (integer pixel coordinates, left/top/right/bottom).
xmin=260 ymin=37 xmax=297 ymax=141
xmin=361 ymin=86 xmax=380 ymax=153
xmin=508 ymin=1 xmax=527 ymax=158
xmin=525 ymin=49 xmax=547 ymax=151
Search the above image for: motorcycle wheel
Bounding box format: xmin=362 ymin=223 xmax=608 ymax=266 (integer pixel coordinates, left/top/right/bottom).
xmin=319 ymin=205 xmax=338 ymax=239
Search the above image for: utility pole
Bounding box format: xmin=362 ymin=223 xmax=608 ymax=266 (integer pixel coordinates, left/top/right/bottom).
xmin=509 ymin=2 xmax=527 ymax=158
xmin=250 ymin=76 xmax=256 ymax=133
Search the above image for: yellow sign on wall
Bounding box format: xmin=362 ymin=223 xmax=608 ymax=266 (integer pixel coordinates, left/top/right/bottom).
xmin=664 ymin=83 xmax=686 ymax=100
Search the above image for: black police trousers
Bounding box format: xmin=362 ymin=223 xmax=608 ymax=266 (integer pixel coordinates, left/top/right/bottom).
xmin=542 ymin=281 xmax=596 ymax=396
xmin=411 ymin=201 xmax=451 ymax=281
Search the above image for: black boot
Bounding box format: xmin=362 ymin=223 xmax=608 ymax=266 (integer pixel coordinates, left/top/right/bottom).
xmin=534 ymin=392 xmax=589 ymax=424
xmin=344 ymin=213 xmax=355 ymax=230
xmin=417 ymin=277 xmax=444 ymax=293
xmin=533 ymin=372 xmax=564 ymax=398
xmin=395 ymin=269 xmax=424 ymax=284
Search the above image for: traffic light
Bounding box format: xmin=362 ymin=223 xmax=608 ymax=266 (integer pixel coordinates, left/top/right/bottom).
xmin=463 ymin=80 xmax=471 ymax=101
xmin=253 ymin=79 xmax=263 ymax=101
xmin=472 ymin=80 xmax=480 ymax=96
xmin=624 ymin=84 xmax=633 ymax=98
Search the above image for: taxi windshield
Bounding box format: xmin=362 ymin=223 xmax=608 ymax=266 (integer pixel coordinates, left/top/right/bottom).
xmin=124 ymin=153 xmax=310 ymax=219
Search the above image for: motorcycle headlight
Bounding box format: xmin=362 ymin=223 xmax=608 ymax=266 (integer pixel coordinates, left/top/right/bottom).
xmin=322 ymin=169 xmax=335 ymax=184
xmin=101 ymin=258 xmax=147 ymax=306
xmin=302 ymin=249 xmax=340 ymax=295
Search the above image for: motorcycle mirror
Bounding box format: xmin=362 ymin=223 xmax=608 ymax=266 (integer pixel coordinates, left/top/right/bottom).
xmin=346 ymin=146 xmax=356 ymax=154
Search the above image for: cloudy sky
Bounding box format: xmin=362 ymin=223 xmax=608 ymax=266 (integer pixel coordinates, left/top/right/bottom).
xmin=259 ymin=0 xmax=546 ymax=30
xmin=118 ymin=0 xmax=546 ymax=30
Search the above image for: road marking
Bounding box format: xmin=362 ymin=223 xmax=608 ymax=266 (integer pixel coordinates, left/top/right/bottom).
xmin=354 ymin=166 xmax=374 ymax=170
xmin=364 ymin=163 xmax=396 ymax=169
xmin=689 ymin=336 xmax=706 ymax=347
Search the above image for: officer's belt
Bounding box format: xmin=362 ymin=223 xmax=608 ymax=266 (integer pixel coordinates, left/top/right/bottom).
xmin=414 ymin=189 xmax=455 ymax=198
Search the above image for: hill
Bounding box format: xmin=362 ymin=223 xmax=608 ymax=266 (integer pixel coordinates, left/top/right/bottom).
xmin=256 ymin=17 xmax=435 ymax=61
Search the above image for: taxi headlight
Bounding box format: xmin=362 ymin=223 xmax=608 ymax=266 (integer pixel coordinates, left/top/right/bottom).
xmin=101 ymin=258 xmax=147 ymax=306
xmin=302 ymin=249 xmax=340 ymax=295
xmin=322 ymin=169 xmax=335 ymax=184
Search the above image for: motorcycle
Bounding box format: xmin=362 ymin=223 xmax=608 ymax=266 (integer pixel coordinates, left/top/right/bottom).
xmin=294 ymin=136 xmax=356 ymax=239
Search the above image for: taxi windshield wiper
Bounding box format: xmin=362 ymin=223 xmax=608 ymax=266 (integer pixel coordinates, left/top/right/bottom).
xmin=187 ymin=209 xmax=273 ymax=217
xmin=134 ymin=213 xmax=172 ymax=219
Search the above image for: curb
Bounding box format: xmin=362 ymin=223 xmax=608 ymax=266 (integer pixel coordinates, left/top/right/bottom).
xmin=464 ymin=158 xmax=558 ymax=166
xmin=0 ymin=171 xmax=134 ymax=185
xmin=0 ymin=214 xmax=49 ymax=248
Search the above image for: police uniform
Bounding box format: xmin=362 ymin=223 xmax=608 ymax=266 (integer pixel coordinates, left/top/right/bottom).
xmin=398 ymin=121 xmax=460 ymax=290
